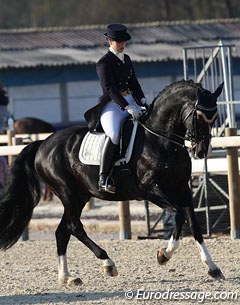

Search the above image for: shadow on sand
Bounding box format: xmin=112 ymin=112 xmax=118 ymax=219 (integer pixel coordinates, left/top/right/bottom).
xmin=0 ymin=291 xmax=125 ymax=305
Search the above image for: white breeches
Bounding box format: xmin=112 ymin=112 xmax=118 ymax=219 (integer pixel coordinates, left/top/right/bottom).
xmin=100 ymin=94 xmax=136 ymax=145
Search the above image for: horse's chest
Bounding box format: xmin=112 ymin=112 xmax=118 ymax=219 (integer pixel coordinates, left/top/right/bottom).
xmin=138 ymin=147 xmax=190 ymax=185
xmin=157 ymin=152 xmax=182 ymax=170
xmin=155 ymin=153 xmax=190 ymax=181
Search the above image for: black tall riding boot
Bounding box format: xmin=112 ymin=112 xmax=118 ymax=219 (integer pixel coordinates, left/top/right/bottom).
xmin=98 ymin=136 xmax=117 ymax=193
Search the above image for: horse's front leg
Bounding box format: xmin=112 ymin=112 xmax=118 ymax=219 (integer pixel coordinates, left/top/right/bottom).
xmin=184 ymin=206 xmax=225 ymax=280
xmin=157 ymin=209 xmax=185 ymax=264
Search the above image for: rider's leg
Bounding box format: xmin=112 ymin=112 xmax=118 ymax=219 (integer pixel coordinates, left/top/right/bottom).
xmin=98 ymin=136 xmax=117 ymax=193
xmin=99 ymin=101 xmax=128 ymax=193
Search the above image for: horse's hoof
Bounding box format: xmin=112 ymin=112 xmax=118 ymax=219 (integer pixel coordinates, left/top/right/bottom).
xmin=157 ymin=248 xmax=169 ymax=265
xmin=60 ymin=277 xmax=83 ymax=286
xmin=102 ymin=265 xmax=118 ymax=277
xmin=68 ymin=277 xmax=83 ymax=286
xmin=208 ymin=269 xmax=225 ymax=280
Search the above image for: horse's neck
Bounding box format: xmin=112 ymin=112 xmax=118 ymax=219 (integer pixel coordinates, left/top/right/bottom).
xmin=145 ymin=103 xmax=186 ymax=137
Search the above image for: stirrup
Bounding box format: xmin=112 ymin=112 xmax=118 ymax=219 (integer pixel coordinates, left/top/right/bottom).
xmin=98 ymin=176 xmax=116 ymax=194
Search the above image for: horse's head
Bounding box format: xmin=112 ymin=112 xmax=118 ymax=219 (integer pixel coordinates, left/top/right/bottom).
xmin=183 ymin=83 xmax=224 ymax=159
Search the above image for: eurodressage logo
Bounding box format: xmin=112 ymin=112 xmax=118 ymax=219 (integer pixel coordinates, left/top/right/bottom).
xmin=124 ymin=289 xmax=238 ymax=303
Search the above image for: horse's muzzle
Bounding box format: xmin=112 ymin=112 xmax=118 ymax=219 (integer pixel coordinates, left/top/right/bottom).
xmin=192 ymin=139 xmax=210 ymax=159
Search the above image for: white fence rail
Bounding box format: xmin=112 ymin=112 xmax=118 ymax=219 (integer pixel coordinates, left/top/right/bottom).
xmin=0 ymin=133 xmax=52 ymax=156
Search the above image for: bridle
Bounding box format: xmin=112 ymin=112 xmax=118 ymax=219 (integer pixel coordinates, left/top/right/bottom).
xmin=138 ymin=100 xmax=217 ymax=149
xmin=184 ymin=100 xmax=217 ymax=149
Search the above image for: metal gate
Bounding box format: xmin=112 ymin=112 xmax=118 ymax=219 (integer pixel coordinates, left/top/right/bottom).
xmin=183 ymin=40 xmax=236 ymax=130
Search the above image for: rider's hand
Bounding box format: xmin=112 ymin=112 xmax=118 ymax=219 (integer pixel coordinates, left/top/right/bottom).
xmin=125 ymin=104 xmax=142 ymax=121
xmin=141 ymin=97 xmax=151 ymax=106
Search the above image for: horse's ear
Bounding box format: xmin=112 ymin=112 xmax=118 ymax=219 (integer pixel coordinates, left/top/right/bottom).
xmin=213 ymin=82 xmax=224 ymax=99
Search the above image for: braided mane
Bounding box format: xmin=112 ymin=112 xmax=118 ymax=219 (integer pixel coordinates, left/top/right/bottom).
xmin=152 ymin=79 xmax=202 ymax=104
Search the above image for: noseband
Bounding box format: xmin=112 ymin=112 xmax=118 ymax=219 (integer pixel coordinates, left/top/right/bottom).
xmin=183 ymin=100 xmax=217 ymax=148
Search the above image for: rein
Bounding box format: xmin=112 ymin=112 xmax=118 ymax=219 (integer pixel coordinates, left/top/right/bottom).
xmin=138 ymin=101 xmax=216 ymax=149
xmin=138 ymin=121 xmax=187 ymax=148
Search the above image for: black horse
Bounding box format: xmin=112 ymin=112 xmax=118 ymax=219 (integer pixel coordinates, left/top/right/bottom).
xmin=0 ymin=80 xmax=224 ymax=286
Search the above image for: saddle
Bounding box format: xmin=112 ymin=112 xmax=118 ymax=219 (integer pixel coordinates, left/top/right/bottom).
xmin=79 ymin=120 xmax=138 ymax=166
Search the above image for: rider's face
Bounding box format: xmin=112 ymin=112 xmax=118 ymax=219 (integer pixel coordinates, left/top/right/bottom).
xmin=109 ymin=39 xmax=126 ymax=53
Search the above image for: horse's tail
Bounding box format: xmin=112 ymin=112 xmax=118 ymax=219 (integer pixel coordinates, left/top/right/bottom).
xmin=0 ymin=140 xmax=43 ymax=250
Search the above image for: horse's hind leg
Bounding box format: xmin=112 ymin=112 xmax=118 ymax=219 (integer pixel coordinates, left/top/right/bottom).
xmin=184 ymin=206 xmax=225 ymax=279
xmin=157 ymin=209 xmax=185 ymax=265
xmin=56 ymin=196 xmax=118 ymax=286
xmin=55 ymin=213 xmax=83 ymax=286
xmin=69 ymin=216 xmax=118 ymax=277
